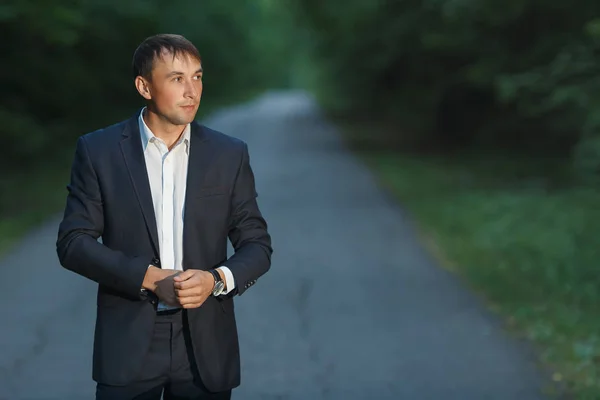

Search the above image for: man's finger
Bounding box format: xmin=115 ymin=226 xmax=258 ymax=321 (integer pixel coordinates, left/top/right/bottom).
xmin=175 ymin=287 xmax=203 ymax=297
xmin=178 ymin=294 xmax=205 ymax=302
xmin=178 ymin=295 xmax=206 ymax=305
xmin=173 ymin=269 xmax=195 ymax=282
xmin=173 ymin=278 xmax=201 ymax=290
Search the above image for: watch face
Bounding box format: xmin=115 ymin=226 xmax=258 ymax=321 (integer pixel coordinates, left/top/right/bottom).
xmin=213 ymin=281 xmax=225 ymax=296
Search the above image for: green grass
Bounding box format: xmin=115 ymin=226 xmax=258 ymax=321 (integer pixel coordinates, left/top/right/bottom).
xmin=347 ymin=144 xmax=600 ymax=398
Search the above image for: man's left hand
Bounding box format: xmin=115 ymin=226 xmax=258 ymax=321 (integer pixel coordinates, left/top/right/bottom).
xmin=173 ymin=269 xmax=214 ymax=308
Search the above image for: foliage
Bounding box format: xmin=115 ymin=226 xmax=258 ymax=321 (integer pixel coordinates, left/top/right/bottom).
xmin=0 ymin=0 xmax=286 ymax=172
xmin=288 ymin=0 xmax=600 ymax=179
xmin=0 ymin=0 xmax=292 ymax=256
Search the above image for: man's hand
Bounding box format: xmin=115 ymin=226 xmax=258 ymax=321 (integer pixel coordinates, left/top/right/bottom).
xmin=173 ymin=269 xmax=214 ymax=309
xmin=143 ymin=266 xmax=180 ymax=307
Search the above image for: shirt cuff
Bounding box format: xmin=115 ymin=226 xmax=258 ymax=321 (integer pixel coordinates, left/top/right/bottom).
xmin=216 ymin=266 xmax=236 ymax=295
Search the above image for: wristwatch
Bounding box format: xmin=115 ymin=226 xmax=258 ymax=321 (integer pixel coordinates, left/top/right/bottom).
xmin=208 ymin=269 xmax=225 ymax=296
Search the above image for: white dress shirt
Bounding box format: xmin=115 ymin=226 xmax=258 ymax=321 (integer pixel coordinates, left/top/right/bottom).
xmin=139 ymin=109 xmax=235 ymax=310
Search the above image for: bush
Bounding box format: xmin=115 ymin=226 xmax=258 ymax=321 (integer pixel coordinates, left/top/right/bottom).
xmin=289 ymin=0 xmax=600 ymax=180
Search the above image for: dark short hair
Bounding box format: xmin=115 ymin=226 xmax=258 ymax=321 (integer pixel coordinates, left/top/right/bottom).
xmin=132 ymin=34 xmax=201 ymax=80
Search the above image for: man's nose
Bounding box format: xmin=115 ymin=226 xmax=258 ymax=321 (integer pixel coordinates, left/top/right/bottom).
xmin=184 ymin=80 xmax=199 ymax=98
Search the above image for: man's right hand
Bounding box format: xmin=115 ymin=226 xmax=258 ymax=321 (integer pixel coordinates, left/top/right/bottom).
xmin=142 ymin=266 xmax=180 ymax=307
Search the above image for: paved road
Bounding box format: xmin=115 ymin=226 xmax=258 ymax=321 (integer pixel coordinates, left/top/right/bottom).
xmin=0 ymin=91 xmax=557 ymax=399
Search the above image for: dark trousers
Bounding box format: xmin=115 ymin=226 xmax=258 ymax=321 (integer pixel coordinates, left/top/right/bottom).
xmin=96 ymin=309 xmax=231 ymax=400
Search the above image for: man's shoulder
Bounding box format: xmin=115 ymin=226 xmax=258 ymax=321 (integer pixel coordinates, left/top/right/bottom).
xmin=76 ymin=115 xmax=249 ymax=151
xmin=195 ymin=122 xmax=246 ymax=151
xmin=77 ymin=108 xmax=140 ymax=146
xmin=80 ymin=118 xmax=130 ymax=146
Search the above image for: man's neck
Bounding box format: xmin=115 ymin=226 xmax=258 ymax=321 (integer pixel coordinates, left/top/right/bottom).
xmin=143 ymin=109 xmax=186 ymax=149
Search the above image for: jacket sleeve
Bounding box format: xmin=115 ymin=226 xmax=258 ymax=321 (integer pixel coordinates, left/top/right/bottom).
xmin=222 ymin=142 xmax=273 ymax=296
xmin=56 ymin=136 xmax=150 ymax=300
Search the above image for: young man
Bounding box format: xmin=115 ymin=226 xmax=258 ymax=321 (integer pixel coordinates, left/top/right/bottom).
xmin=56 ymin=33 xmax=272 ymax=399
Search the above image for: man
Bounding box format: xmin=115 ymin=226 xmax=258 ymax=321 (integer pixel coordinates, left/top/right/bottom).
xmin=56 ymin=33 xmax=272 ymax=399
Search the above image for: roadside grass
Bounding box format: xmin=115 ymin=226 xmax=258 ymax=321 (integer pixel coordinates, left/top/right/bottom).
xmin=341 ymin=123 xmax=600 ymax=399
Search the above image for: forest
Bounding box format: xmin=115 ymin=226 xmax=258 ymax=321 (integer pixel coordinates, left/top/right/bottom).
xmin=2 ymin=0 xmax=600 ymax=397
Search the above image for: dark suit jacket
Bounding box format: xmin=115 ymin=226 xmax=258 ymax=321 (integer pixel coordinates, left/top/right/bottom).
xmin=56 ymin=110 xmax=272 ymax=391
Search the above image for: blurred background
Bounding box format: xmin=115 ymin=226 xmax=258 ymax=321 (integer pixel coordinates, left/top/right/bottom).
xmin=1 ymin=0 xmax=600 ymax=398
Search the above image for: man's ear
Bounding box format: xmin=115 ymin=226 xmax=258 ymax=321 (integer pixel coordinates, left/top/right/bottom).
xmin=134 ymin=76 xmax=152 ymax=100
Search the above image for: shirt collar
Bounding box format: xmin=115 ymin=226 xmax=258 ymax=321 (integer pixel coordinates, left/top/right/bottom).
xmin=138 ymin=107 xmax=191 ymax=152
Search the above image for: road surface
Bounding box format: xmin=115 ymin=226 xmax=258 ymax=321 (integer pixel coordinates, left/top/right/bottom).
xmin=0 ymin=91 xmax=558 ymax=399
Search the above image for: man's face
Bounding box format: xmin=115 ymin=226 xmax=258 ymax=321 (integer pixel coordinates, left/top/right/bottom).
xmin=144 ymin=51 xmax=203 ymax=126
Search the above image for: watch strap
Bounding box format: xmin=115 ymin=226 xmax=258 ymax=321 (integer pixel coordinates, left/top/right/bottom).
xmin=208 ymin=269 xmax=225 ymax=296
xmin=208 ymin=269 xmax=222 ymax=284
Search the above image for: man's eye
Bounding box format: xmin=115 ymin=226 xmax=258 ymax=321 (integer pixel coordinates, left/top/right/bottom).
xmin=194 ymin=75 xmax=202 ymax=80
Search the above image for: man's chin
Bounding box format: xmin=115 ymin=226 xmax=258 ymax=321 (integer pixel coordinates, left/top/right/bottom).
xmin=170 ymin=114 xmax=197 ymax=126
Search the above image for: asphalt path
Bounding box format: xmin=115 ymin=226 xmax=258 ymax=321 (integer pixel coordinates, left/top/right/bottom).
xmin=0 ymin=91 xmax=556 ymax=399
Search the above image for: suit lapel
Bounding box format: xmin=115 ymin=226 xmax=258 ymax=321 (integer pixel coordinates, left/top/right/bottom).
xmin=119 ymin=111 xmax=160 ymax=256
xmin=184 ymin=121 xmax=215 ymax=212
xmin=182 ymin=122 xmax=216 ymax=270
